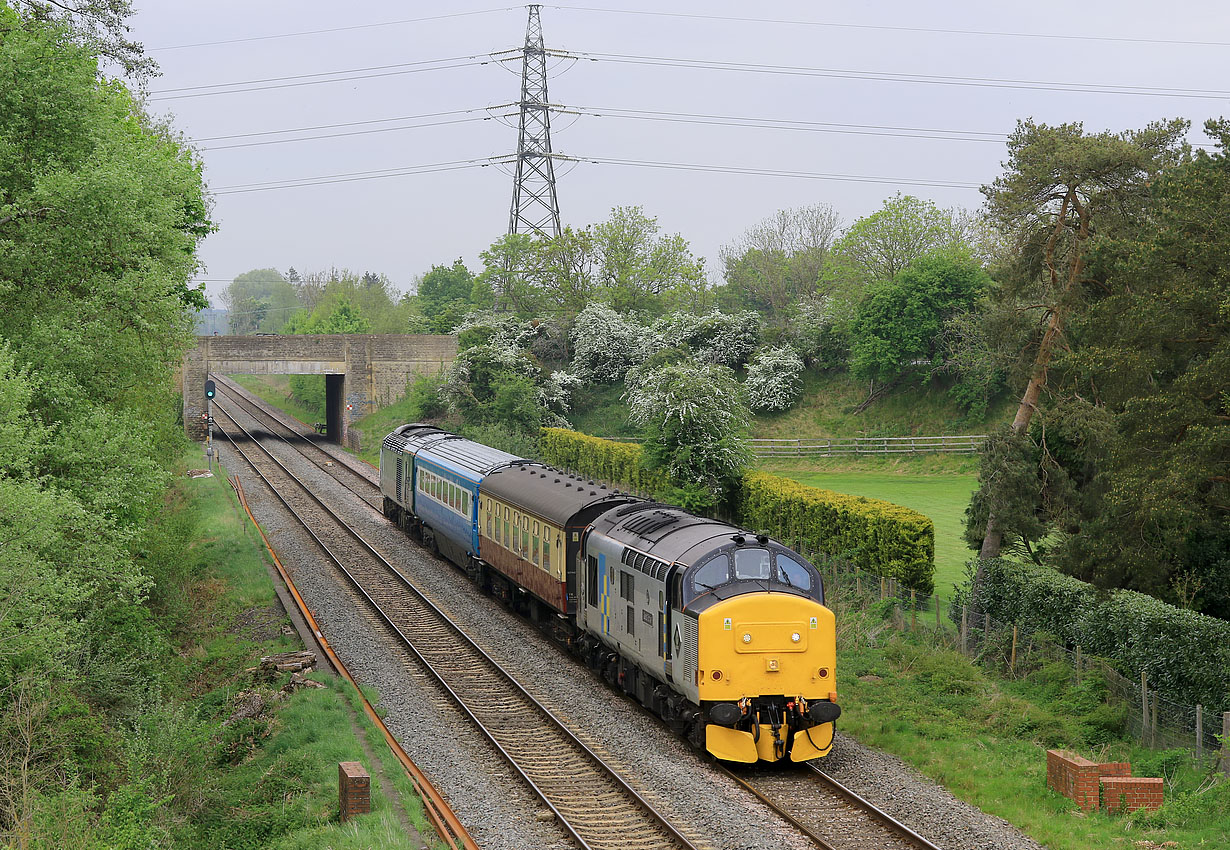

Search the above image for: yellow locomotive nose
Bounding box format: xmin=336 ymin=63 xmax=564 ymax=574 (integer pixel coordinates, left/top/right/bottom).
xmin=696 ymin=594 xmax=835 ymax=702
xmin=695 ymin=592 xmax=837 ymax=763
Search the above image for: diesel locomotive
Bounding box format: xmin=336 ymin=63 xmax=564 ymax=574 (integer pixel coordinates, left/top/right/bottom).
xmin=379 ymin=424 xmax=840 ymax=763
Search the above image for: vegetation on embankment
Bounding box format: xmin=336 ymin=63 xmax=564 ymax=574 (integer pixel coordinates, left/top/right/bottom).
xmin=836 ymin=598 xmax=1230 ymax=850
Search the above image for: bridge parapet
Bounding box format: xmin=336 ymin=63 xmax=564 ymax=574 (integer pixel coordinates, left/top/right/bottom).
xmin=183 ymin=334 xmax=456 ymax=442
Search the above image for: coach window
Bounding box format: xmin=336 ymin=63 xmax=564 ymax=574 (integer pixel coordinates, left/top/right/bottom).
xmin=543 ymin=535 xmax=552 ymax=572
xmin=487 ymin=507 xmax=494 ymax=539
xmin=532 ymin=531 xmax=540 ymax=565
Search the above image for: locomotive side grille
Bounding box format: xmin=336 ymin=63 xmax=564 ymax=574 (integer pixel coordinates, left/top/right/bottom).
xmin=679 ymin=616 xmax=699 ymax=687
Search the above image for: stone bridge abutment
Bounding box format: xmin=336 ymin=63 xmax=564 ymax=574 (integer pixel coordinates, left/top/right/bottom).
xmin=183 ymin=334 xmax=456 ymax=443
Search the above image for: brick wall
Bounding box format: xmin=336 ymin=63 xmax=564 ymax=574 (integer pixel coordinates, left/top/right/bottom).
xmin=1101 ymin=776 xmax=1164 ymax=813
xmin=1046 ymin=750 xmax=1163 ymax=813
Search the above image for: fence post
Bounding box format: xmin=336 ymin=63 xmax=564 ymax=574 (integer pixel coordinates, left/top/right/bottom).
xmin=1010 ymin=624 xmax=1017 ymax=674
xmin=1074 ymin=646 xmax=1082 ymax=685
xmin=1141 ymin=671 xmax=1149 ymax=746
xmin=880 ymin=576 xmax=886 ymax=601
xmin=1151 ymin=691 xmax=1159 ymax=748
xmin=1222 ymin=712 xmax=1230 ymax=775
xmin=960 ymin=606 xmax=968 ymax=654
xmin=910 ymin=589 xmax=917 ymax=631
xmin=1196 ymin=704 xmax=1203 ymax=758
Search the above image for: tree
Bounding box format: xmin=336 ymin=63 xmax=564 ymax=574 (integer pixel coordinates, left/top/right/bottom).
xmin=12 ymin=0 xmax=153 ymax=76
xmin=569 ymin=302 xmax=652 ymax=384
xmin=849 ymin=250 xmax=990 ymax=386
xmin=825 ymin=194 xmax=966 ymax=286
xmin=416 ymin=259 xmax=476 ymax=332
xmin=591 ymin=205 xmax=705 ymax=315
xmin=221 ymin=268 xmax=298 ymax=332
xmin=718 ymin=203 xmax=840 ymax=320
xmin=474 ymin=233 xmax=539 ymax=315
xmin=973 ymin=119 xmax=1189 ymax=560
xmin=1050 ymin=119 xmax=1230 ymax=613
xmin=626 ymin=361 xmax=752 ymax=512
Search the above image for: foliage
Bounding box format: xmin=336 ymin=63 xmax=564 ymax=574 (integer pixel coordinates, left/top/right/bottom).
xmin=967 ymin=558 xmax=1230 ymax=712
xmin=221 ymin=268 xmax=298 ymax=334
xmin=625 ymin=361 xmax=752 ymax=510
xmin=414 ymin=258 xmax=477 ymax=333
xmin=743 ymin=346 xmax=804 ymax=412
xmin=741 ymin=471 xmax=935 ymax=591
xmin=824 ymin=194 xmax=969 ymax=287
xmin=651 ymin=310 xmax=761 ymax=369
xmin=849 ymin=250 xmax=991 ymax=386
xmin=539 ymin=428 xmax=667 ymax=495
xmin=789 ymin=295 xmax=851 ymax=370
xmin=568 ymin=302 xmax=654 ymax=383
xmin=717 ymin=203 xmax=840 ymax=320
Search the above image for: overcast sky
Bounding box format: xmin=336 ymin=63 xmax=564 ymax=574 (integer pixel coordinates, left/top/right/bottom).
xmin=127 ymin=1 xmax=1230 ymax=305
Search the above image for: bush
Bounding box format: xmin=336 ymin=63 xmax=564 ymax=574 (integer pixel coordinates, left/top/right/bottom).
xmin=539 ymin=428 xmax=666 ymax=495
xmin=741 ymin=470 xmax=935 ymax=592
xmin=652 ymin=310 xmax=761 ymax=368
xmin=569 ymin=302 xmax=652 ymax=383
xmin=744 ymin=346 xmax=804 ymax=412
xmin=970 ymin=558 xmax=1230 ymax=711
xmin=539 ymin=429 xmax=935 ymax=592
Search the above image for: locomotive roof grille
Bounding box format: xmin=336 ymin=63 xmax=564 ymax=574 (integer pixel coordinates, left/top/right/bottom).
xmin=623 ymin=509 xmax=682 ymax=537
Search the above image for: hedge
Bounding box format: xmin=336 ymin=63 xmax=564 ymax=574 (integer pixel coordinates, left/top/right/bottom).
xmin=741 ymin=470 xmax=934 ymax=593
xmin=971 ymin=558 xmax=1230 ymax=711
xmin=539 ymin=428 xmax=935 ymax=592
xmin=539 ymin=427 xmax=667 ymax=496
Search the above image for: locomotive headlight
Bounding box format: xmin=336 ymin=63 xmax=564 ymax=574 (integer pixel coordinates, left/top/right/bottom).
xmin=791 ymin=632 xmax=801 ymax=643
xmin=742 ymin=633 xmax=752 ymax=644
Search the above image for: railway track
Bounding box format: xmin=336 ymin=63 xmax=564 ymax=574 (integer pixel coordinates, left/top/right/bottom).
xmin=210 ymin=373 xmax=378 ymax=506
xmin=210 ymin=396 xmax=705 ymax=850
xmin=722 ymin=763 xmax=945 ymax=850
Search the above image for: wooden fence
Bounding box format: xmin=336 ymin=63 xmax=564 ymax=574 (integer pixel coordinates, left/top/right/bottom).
xmin=751 ymin=435 xmax=986 ymax=457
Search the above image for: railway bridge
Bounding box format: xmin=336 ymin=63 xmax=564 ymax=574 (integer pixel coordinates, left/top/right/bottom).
xmin=183 ymin=334 xmax=456 ymax=444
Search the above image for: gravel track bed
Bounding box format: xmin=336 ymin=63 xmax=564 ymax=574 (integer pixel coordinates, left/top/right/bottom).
xmin=214 ymin=394 xmax=1047 ymax=850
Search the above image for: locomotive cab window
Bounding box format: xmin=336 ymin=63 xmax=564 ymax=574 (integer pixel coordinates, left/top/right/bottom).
xmin=690 ymin=555 xmax=729 ymax=596
xmin=775 ymin=552 xmax=812 ymax=591
xmin=734 ymin=548 xmax=771 ymax=581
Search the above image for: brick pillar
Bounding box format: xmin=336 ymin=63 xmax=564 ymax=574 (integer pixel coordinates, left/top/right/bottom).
xmin=338 ymin=761 xmax=370 ymax=822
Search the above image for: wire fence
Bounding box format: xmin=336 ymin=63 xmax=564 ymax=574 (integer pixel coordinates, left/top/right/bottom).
xmin=790 ymin=542 xmax=1230 ymax=765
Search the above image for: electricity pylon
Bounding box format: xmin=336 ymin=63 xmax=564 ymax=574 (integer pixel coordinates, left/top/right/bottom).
xmin=507 ymin=4 xmax=561 ymax=237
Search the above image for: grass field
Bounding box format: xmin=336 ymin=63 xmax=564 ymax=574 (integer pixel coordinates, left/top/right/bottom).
xmin=761 ymin=457 xmax=980 ymax=596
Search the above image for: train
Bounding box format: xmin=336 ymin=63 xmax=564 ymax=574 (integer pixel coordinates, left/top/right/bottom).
xmin=379 ymin=424 xmax=840 ymax=763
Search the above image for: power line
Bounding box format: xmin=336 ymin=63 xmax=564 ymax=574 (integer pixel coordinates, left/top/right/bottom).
xmin=198 ymin=115 xmax=494 ymax=151
xmin=191 ymin=107 xmax=483 ymax=142
xmin=149 ymin=8 xmax=517 ymax=52
xmin=571 ymin=50 xmax=1230 ymax=100
xmin=211 ymin=158 xmax=494 ymax=195
xmin=148 ymin=56 xmax=491 ymax=102
xmin=550 ymin=6 xmax=1230 ymax=49
xmin=208 ymin=152 xmax=982 ymax=197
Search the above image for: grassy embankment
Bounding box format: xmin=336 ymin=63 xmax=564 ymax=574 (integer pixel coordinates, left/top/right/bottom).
xmin=160 ymin=444 xmax=435 ymax=848
xmin=837 ymin=603 xmax=1230 ymax=849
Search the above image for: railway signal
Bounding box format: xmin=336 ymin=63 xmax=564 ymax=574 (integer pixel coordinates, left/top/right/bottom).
xmin=204 ymin=379 xmax=216 ymax=399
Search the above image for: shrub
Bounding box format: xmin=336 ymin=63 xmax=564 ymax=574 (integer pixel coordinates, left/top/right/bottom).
xmin=569 ymin=302 xmax=653 ymax=383
xmin=539 ymin=429 xmax=935 ymax=592
xmin=652 ymin=310 xmax=761 ymax=368
xmin=970 ymin=558 xmax=1230 ymax=711
xmin=744 ymin=346 xmax=804 ymax=412
xmin=741 ymin=470 xmax=935 ymax=592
